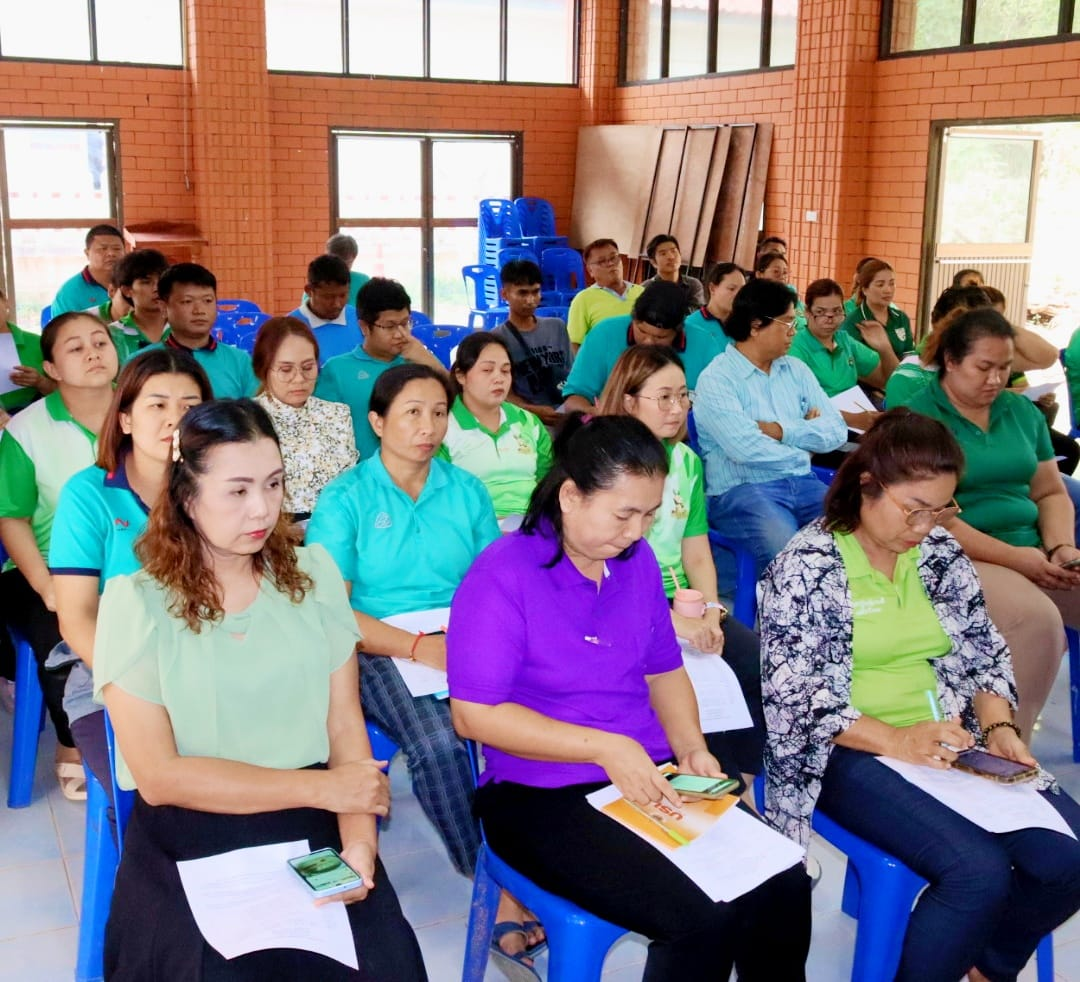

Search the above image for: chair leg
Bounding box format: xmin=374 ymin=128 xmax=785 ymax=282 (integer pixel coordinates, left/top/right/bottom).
xmin=1036 ymin=933 xmax=1054 ymax=982
xmin=75 ymin=767 xmax=118 ymax=982
xmin=848 ymin=855 xmax=923 ymax=982
xmin=1067 ymin=627 xmax=1080 ymax=763
xmin=7 ymin=635 xmax=45 ymax=808
xmin=461 ymin=846 xmax=501 ymax=982
xmin=840 ymin=861 xmax=861 ymax=919
xmin=545 ymin=915 xmax=622 ymax=982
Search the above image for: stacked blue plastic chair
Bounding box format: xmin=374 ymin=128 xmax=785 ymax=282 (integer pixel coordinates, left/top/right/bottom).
xmin=461 ymin=265 xmax=509 ymax=330
xmin=462 ymin=741 xmax=627 ymax=981
xmin=540 ymin=247 xmax=586 ymax=306
xmin=535 ymin=304 xmax=570 ymax=322
xmin=496 ymin=246 xmax=539 ymax=270
xmin=812 ymin=809 xmax=1053 ymax=981
xmin=478 ymin=199 xmax=520 ymax=270
xmin=412 ymin=324 xmax=477 ymax=370
xmin=512 ymin=197 xmax=569 ymax=258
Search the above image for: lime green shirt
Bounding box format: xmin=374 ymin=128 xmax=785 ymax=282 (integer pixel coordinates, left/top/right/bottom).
xmin=788 ymin=326 xmax=880 ymax=398
xmin=92 ymin=544 xmax=360 ymax=790
xmin=438 ymin=399 xmax=553 ymax=519
xmin=907 ymin=377 xmax=1053 ymax=548
xmin=566 ymin=283 xmax=644 ymax=346
xmin=841 ymin=301 xmax=914 ymax=358
xmin=647 ymin=441 xmax=709 ymax=597
xmin=836 ymin=531 xmax=950 ymax=727
xmin=0 ymin=322 xmax=45 ymax=411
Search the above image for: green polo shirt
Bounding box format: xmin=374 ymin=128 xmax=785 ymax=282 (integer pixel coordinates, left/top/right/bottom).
xmin=1065 ymin=328 xmax=1080 ymax=429
xmin=438 ymin=399 xmax=553 ymax=519
xmin=136 ymin=331 xmax=257 ymax=400
xmin=788 ymin=327 xmax=880 ymax=398
xmin=566 ymin=283 xmax=644 ymax=346
xmin=647 ymin=441 xmax=709 ymax=597
xmin=0 ymin=390 xmax=99 ymax=566
xmin=683 ymin=308 xmax=731 ymax=351
xmin=314 ymin=346 xmax=407 ymax=460
xmin=907 ymin=377 xmax=1053 ymax=548
xmin=1 ymin=323 xmax=45 ymax=412
xmin=109 ymin=313 xmax=156 ymax=363
xmin=841 ymin=302 xmax=914 ymax=359
xmin=562 ymin=315 xmax=722 ymax=404
xmin=884 ymin=358 xmax=935 ymax=408
xmin=837 ymin=530 xmax=950 ymax=727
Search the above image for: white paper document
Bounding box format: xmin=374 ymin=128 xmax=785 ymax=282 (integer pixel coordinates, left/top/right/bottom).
xmin=1019 ymin=382 xmax=1058 ymax=402
xmin=175 ymin=839 xmax=358 ymax=968
xmin=382 ymin=608 xmax=451 ymax=699
xmin=586 ymin=782 xmax=804 ymax=902
xmin=876 ymin=757 xmax=1076 ymax=839
xmin=0 ymin=334 xmax=20 ymax=396
xmin=680 ymin=641 xmax=753 ymax=732
xmin=829 ymin=385 xmax=877 ymax=431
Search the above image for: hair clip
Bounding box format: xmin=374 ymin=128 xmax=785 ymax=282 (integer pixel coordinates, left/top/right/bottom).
xmin=171 ymin=428 xmax=183 ymax=463
xmin=581 ymin=414 xmax=593 ymax=425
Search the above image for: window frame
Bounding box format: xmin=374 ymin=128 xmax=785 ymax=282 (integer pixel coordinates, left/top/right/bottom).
xmin=267 ymin=0 xmax=580 ymax=86
xmin=330 ymin=127 xmax=523 ymax=318
xmin=618 ymin=0 xmax=795 ymax=85
xmin=880 ymin=0 xmax=1077 ymax=58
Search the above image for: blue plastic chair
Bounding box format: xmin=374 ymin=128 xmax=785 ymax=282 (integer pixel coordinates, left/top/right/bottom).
xmin=6 ymin=625 xmax=45 ymax=808
xmin=215 ymin=299 xmax=262 ymax=314
xmin=76 ymin=766 xmax=118 ymax=982
xmin=411 ymin=310 xmax=433 ymax=327
xmin=540 ymin=247 xmax=586 ymax=306
xmin=40 ymin=304 xmax=53 ymax=329
xmin=513 ymin=197 xmax=558 ymax=238
xmin=103 ymin=712 xmax=135 ymax=854
xmin=812 ymin=809 xmax=1053 ymax=981
xmin=1067 ymin=626 xmax=1080 ymax=763
xmin=412 ymin=324 xmax=478 ymax=370
xmin=461 ymin=265 xmax=508 ymax=330
xmin=812 ymin=464 xmax=837 ymax=486
xmin=366 ymin=722 xmax=399 ymax=771
xmin=462 ymin=742 xmax=628 ymax=981
xmin=535 ymin=305 xmax=569 ymax=322
xmin=478 ymin=199 xmax=520 ymax=267
xmin=497 ymin=246 xmax=539 ymax=271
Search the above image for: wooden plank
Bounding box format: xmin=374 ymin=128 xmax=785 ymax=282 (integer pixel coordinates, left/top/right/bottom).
xmin=640 ymin=127 xmax=688 ymax=257
xmin=569 ymin=125 xmax=663 ymax=253
xmin=686 ymin=126 xmax=728 ymax=268
xmin=733 ymin=122 xmax=773 ymax=271
xmin=709 ymin=124 xmax=754 ymax=265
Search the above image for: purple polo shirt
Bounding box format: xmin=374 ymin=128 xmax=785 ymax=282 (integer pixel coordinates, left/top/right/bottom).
xmin=447 ymin=521 xmax=682 ymax=788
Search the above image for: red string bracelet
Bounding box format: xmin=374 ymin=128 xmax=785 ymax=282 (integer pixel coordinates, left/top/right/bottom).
xmin=409 ymin=632 xmax=425 ymax=661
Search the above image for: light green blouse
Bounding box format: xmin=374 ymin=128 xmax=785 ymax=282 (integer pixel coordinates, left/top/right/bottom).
xmin=648 ymin=441 xmax=709 ymax=598
xmin=93 ymin=544 xmax=360 ymax=790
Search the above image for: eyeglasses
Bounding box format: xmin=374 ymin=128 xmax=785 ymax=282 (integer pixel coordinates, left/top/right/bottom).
xmin=763 ymin=315 xmax=797 ymax=330
xmin=588 ymin=254 xmax=622 ymax=269
xmin=810 ymin=306 xmax=845 ymax=320
xmin=271 ymin=361 xmax=318 ymax=380
xmin=876 ymin=480 xmax=961 ymax=529
xmin=636 ymin=390 xmax=694 ymax=411
xmin=373 ymin=317 xmax=413 ymax=334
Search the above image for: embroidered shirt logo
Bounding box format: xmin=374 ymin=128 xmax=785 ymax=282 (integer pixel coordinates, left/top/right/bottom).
xmin=852 ymin=596 xmax=886 ymax=617
xmin=113 ymin=517 xmax=130 ymax=529
xmin=373 ymin=512 xmax=392 ymax=529
xmin=356 ymin=370 xmax=371 ymax=381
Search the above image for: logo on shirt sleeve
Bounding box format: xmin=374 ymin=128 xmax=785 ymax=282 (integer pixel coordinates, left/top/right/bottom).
xmin=373 ymin=512 xmax=392 ymax=529
xmin=113 ymin=517 xmax=130 ymax=530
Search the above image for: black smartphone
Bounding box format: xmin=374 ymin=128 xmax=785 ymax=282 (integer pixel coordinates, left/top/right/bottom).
xmin=951 ymin=748 xmax=1037 ymax=784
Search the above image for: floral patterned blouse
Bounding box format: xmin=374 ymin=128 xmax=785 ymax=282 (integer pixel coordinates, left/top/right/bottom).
xmin=759 ymin=520 xmax=1054 ymax=849
xmin=255 ymin=394 xmax=358 ymax=515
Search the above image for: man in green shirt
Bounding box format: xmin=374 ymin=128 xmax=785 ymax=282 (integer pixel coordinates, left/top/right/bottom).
xmin=566 ymin=238 xmax=644 ymax=351
xmin=108 ymin=249 xmax=170 ymax=361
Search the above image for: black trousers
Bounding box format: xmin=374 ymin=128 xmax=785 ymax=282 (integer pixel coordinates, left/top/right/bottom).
xmin=0 ymin=567 xmax=73 ymax=747
xmin=477 ymin=779 xmax=811 ymax=981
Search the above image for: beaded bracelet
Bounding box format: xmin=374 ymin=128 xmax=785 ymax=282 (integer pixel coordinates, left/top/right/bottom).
xmin=981 ymin=720 xmax=1022 ymax=743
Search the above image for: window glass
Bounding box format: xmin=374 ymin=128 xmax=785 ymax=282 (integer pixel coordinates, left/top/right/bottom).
xmin=973 ymin=0 xmax=1059 ymax=42
xmin=715 ymin=0 xmax=762 ymax=73
xmin=94 ymin=0 xmax=183 ymax=65
xmin=430 ymin=0 xmax=501 ymax=80
xmin=347 ymin=0 xmax=422 ymax=76
xmin=939 ymin=137 xmax=1035 ymax=245
xmin=625 ymin=0 xmax=663 ymax=81
xmin=506 ymin=0 xmax=575 ymax=83
xmin=10 ymin=227 xmax=90 ymax=327
xmin=0 ymin=0 xmax=91 ymax=59
xmin=770 ymin=0 xmax=798 ymax=66
xmin=432 ymin=227 xmax=476 ymax=324
xmin=265 ymin=0 xmax=343 ymax=72
xmin=891 ymin=0 xmax=963 ymax=50
xmin=341 ymin=225 xmax=424 ymax=311
xmin=669 ymin=0 xmax=710 ymax=78
xmin=5 ymin=128 xmax=113 ymax=220
xmin=432 ymin=141 xmax=512 ymax=219
xmin=337 ymin=137 xmax=422 ymax=219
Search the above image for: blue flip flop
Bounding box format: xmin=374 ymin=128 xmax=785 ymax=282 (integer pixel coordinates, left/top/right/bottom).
xmin=490 ymin=923 xmax=541 ymax=982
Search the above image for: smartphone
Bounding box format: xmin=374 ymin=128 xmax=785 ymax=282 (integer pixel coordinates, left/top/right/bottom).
xmin=1060 ymin=557 xmax=1080 ymax=570
xmin=950 ymin=749 xmax=1038 ymax=784
xmin=664 ymin=773 xmax=740 ymax=799
xmin=287 ymin=847 xmax=364 ymax=899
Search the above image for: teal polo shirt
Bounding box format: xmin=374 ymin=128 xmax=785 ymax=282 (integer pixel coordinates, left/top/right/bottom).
xmin=683 ymin=307 xmax=731 ymax=352
xmin=306 ymin=454 xmax=499 ymax=619
xmin=135 ymin=331 xmax=257 ymax=399
xmin=788 ymin=326 xmax=880 ymax=397
xmin=1 ymin=323 xmax=45 ymax=412
xmin=314 ymin=346 xmax=406 ymax=460
xmin=49 ymin=457 xmax=149 ymax=583
xmin=907 ymin=377 xmax=1053 ymax=548
xmin=561 ymin=315 xmax=722 ymax=404
xmin=841 ymin=301 xmax=914 ymax=358
xmin=52 ymin=267 xmax=110 ymax=316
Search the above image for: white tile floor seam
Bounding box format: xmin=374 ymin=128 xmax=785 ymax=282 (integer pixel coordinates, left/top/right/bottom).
xmin=1 ymin=655 xmax=1079 ymax=980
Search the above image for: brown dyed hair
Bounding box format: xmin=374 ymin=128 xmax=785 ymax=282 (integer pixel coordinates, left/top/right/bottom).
xmin=251 ymin=316 xmax=320 ymax=392
xmin=97 ymin=349 xmax=212 ymax=472
xmin=854 ymin=259 xmax=894 ymax=302
xmin=921 ymin=286 xmax=992 ymax=364
xmin=136 ymin=399 xmax=311 ymax=632
xmin=824 ymin=408 xmax=964 ymax=534
xmin=596 ymin=345 xmax=689 ymax=443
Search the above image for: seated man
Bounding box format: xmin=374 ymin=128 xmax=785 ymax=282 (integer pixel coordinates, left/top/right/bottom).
xmin=328 ymin=233 xmax=370 ymax=307
xmin=640 ymin=234 xmax=704 ymax=313
xmin=695 ymin=279 xmax=846 ymax=578
xmin=52 ymin=225 xmax=126 ymax=315
xmin=562 ymin=280 xmax=721 ymax=413
xmin=788 ymin=277 xmax=897 ymax=431
xmin=108 ymin=248 xmax=170 ymax=361
xmin=491 ymin=259 xmax=572 ymax=427
xmin=136 ymin=263 xmax=257 ymax=398
xmin=566 ymin=238 xmax=644 ymax=353
xmin=287 ymin=255 xmax=362 ymax=363
xmin=315 ymin=277 xmax=444 ymax=459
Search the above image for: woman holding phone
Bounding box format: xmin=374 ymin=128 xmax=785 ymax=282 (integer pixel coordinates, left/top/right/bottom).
xmin=760 ymin=409 xmax=1080 ymax=982
xmin=94 ymin=400 xmax=426 ymax=980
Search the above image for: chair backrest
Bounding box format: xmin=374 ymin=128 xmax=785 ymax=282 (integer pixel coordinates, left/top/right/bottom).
xmin=534 ymin=305 xmax=568 ymax=321
xmin=40 ymin=304 xmax=53 ymax=329
xmin=411 ymin=310 xmax=433 ymax=327
xmin=412 ymin=323 xmax=478 ymax=370
xmin=215 ymin=299 xmax=262 ymax=314
xmin=103 ymin=711 xmax=136 ymax=854
xmin=233 ymin=310 xmax=271 ymax=333
xmin=478 ymin=199 xmax=519 ymax=240
xmin=497 ymin=246 xmax=539 ymax=271
xmin=461 ymin=264 xmax=503 ymax=311
xmin=513 ymin=197 xmax=557 ymax=237
xmin=540 ymin=247 xmax=586 ymax=295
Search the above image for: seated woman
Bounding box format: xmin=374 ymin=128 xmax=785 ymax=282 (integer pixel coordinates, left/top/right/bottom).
xmin=840 ymin=259 xmax=914 ymax=358
xmin=448 ymin=414 xmax=811 ymax=980
xmin=252 ymin=316 xmax=358 ymax=523
xmin=906 ymin=308 xmax=1080 ymax=737
xmin=439 ymin=333 xmax=552 ymax=527
xmin=0 ymin=311 xmax=119 ymax=799
xmin=684 ymin=261 xmax=745 ymax=348
xmin=94 ymin=400 xmax=426 ymax=980
xmin=597 ymin=346 xmax=766 ymax=786
xmin=761 ymin=408 xmax=1080 ymax=982
xmin=51 ymin=348 xmax=210 ymax=828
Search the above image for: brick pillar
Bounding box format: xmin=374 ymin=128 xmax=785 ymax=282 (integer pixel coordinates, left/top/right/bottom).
xmin=580 ymin=0 xmax=621 ymax=126
xmin=185 ymin=0 xmax=274 ymax=305
xmin=787 ymin=0 xmax=879 ymax=290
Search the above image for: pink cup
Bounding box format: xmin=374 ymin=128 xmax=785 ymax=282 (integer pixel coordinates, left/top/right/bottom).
xmin=673 ymin=588 xmax=705 ymax=618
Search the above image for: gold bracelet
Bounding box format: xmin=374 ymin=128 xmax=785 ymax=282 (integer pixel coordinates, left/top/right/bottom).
xmin=981 ymin=720 xmax=1022 ymax=743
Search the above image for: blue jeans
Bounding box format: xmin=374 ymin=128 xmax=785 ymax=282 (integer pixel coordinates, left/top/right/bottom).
xmin=818 ymin=746 xmax=1080 ymax=982
xmin=707 ymin=475 xmax=827 ymax=581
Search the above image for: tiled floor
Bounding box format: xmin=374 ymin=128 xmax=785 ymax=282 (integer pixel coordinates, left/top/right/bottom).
xmin=4 ymin=657 xmax=1080 ymax=981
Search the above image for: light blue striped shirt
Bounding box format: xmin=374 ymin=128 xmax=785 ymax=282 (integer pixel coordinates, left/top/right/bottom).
xmin=694 ymin=345 xmax=847 ymax=497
